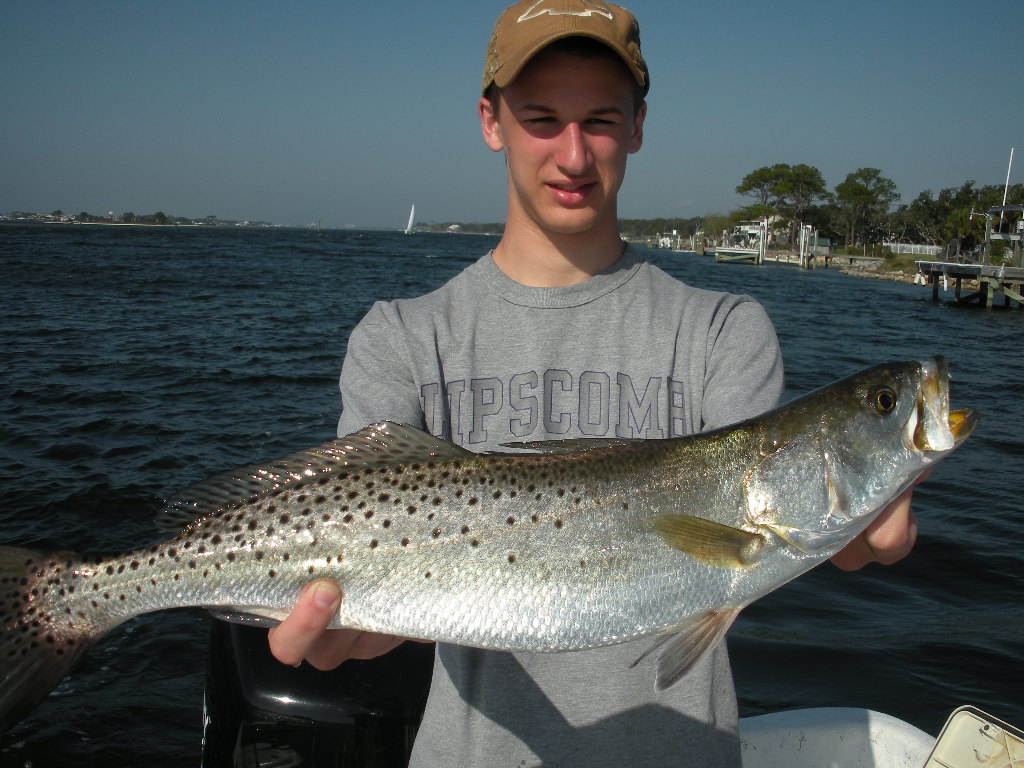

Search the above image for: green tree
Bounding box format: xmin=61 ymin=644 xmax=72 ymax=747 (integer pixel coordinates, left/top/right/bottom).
xmin=736 ymin=164 xmax=789 ymax=213
xmin=834 ymin=168 xmax=899 ymax=247
xmin=775 ymin=164 xmax=829 ymax=247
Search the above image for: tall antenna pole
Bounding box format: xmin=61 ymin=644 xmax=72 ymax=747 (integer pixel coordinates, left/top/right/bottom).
xmin=1001 ymin=147 xmax=1014 ymax=230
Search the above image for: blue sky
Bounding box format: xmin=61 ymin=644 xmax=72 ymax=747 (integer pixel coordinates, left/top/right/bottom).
xmin=3 ymin=1 xmax=1020 ymax=229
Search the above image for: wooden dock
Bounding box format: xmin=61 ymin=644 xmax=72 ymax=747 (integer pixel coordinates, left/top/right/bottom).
xmin=915 ymin=261 xmax=1024 ymax=309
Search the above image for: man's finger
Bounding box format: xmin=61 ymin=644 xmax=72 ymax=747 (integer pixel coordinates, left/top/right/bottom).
xmin=268 ymin=580 xmax=342 ymax=666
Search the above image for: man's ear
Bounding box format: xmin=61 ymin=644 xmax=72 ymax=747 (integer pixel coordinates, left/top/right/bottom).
xmin=629 ymin=101 xmax=646 ymax=155
xmin=478 ymin=96 xmax=505 ymax=152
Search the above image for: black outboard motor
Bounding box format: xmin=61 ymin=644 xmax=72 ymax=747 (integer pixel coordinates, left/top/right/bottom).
xmin=201 ymin=620 xmax=434 ymax=768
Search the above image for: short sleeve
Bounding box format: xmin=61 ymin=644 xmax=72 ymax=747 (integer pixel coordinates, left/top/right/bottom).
xmin=700 ymin=299 xmax=784 ymax=431
xmin=336 ymin=302 xmax=427 ymax=437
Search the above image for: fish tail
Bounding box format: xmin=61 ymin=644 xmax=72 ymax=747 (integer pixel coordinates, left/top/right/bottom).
xmin=0 ymin=545 xmax=100 ymax=733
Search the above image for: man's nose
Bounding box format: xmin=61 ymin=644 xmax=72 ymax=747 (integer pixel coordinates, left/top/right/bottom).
xmin=554 ymin=123 xmax=590 ymax=175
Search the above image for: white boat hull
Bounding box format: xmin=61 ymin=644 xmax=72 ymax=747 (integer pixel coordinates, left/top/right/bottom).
xmin=740 ymin=708 xmax=934 ymax=768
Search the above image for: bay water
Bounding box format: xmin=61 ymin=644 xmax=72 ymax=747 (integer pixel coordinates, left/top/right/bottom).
xmin=1 ymin=224 xmax=1021 ymax=766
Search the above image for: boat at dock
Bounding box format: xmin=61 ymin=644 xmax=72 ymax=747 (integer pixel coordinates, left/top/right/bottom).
xmin=915 ymin=203 xmax=1023 ymax=308
xmin=715 ymin=221 xmax=767 ymax=264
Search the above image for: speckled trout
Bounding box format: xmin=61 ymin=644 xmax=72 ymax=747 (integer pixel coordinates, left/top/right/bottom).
xmin=0 ymin=357 xmax=977 ymax=731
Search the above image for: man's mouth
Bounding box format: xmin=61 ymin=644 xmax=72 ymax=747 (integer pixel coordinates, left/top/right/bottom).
xmin=548 ymin=181 xmax=595 ymax=203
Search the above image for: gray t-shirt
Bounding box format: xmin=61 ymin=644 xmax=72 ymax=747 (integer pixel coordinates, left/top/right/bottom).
xmin=336 ymin=247 xmax=783 ymax=767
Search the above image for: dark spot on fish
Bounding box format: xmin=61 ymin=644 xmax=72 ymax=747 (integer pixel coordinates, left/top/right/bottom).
xmin=468 ymin=497 xmax=478 ymax=505
xmin=493 ymin=491 xmax=502 ymax=500
xmin=471 ymin=539 xmax=479 ymax=547
xmin=383 ymin=519 xmax=392 ymax=528
xmin=364 ymin=509 xmax=375 ymax=519
xmin=530 ymin=514 xmax=539 ymax=523
xmin=407 ymin=505 xmax=418 ymax=514
xmin=347 ymin=491 xmax=359 ymax=500
xmin=297 ymin=494 xmax=308 ymax=503
xmin=508 ymin=554 xmax=516 ymax=564
xmin=227 ymin=553 xmax=236 ymax=562
xmin=369 ymin=540 xmax=378 ymax=549
xmin=432 ymin=528 xmax=441 ymax=538
xmin=506 ymin=516 xmax=515 ymax=526
xmin=189 ymin=560 xmax=197 ymax=569
xmin=557 ymin=488 xmax=565 ymax=497
xmin=343 ymin=514 xmax=354 ymax=523
xmin=105 ymin=566 xmax=114 ymax=575
xmin=211 ymin=535 xmax=222 ymax=545
xmin=424 ymin=571 xmax=432 ymax=579
xmin=269 ymin=569 xmax=277 ymax=577
xmin=308 ymin=566 xmax=315 ymax=574
xmin=322 ymin=513 xmax=332 ymax=522
xmin=461 ymin=525 xmax=470 ymax=535
xmin=378 ymin=493 xmax=390 ymax=502
xmin=254 ymin=551 xmax=264 ymax=561
xmin=401 ymin=538 xmax=410 ymax=547
xmin=622 ymin=502 xmax=629 ymax=511
xmin=554 ymin=520 xmax=563 ymax=529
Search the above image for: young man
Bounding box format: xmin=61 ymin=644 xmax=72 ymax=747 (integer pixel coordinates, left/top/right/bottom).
xmin=269 ymin=1 xmax=919 ymax=764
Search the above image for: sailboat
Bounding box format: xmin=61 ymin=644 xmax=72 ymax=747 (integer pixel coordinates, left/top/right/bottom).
xmin=404 ymin=204 xmax=415 ymax=234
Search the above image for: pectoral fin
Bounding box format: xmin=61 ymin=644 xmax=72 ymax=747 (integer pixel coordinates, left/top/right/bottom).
xmin=651 ymin=515 xmax=766 ymax=569
xmin=631 ymin=608 xmax=742 ymax=691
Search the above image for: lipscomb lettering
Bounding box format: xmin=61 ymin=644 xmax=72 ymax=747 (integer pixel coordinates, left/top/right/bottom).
xmin=420 ymin=369 xmax=688 ymax=446
xmin=517 ymin=0 xmax=614 ymax=23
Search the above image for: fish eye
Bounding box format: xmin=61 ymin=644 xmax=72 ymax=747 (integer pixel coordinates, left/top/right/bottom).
xmin=868 ymin=387 xmax=897 ymax=414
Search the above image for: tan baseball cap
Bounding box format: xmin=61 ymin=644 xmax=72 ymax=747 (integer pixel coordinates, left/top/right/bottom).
xmin=482 ymin=0 xmax=649 ymax=97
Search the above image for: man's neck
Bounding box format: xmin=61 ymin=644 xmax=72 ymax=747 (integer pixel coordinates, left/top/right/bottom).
xmin=491 ymin=217 xmax=626 ymax=288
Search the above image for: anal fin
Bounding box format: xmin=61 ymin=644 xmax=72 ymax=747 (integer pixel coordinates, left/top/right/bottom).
xmin=631 ymin=608 xmax=742 ymax=691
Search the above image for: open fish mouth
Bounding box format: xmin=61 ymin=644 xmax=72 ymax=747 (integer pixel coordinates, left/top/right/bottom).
xmin=907 ymin=356 xmax=979 ymax=453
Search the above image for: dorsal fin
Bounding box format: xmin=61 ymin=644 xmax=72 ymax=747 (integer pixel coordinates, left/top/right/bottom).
xmin=499 ymin=437 xmax=642 ymax=455
xmin=155 ymin=422 xmax=473 ymax=531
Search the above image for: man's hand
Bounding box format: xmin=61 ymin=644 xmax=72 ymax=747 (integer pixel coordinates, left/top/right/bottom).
xmin=830 ymin=470 xmax=930 ymax=571
xmin=268 ymin=579 xmax=410 ymax=670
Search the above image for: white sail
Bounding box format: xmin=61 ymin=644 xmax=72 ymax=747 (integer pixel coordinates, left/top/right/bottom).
xmin=404 ymin=204 xmax=415 ymax=234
